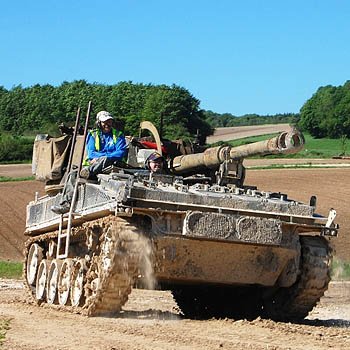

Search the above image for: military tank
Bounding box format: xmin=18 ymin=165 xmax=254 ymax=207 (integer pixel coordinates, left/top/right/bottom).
xmin=24 ymin=109 xmax=338 ymax=321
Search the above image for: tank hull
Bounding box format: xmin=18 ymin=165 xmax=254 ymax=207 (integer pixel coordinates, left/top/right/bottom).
xmin=23 ymin=171 xmax=336 ymax=320
xmin=154 ymin=235 xmax=298 ymax=286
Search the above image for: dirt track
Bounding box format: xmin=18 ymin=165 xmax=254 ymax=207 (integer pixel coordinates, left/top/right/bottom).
xmin=0 ymin=280 xmax=350 ymax=350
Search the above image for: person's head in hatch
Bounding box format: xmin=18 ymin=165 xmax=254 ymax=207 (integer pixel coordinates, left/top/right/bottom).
xmin=145 ymin=151 xmax=164 ymax=173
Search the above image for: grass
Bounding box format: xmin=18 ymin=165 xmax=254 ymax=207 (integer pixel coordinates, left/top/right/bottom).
xmin=0 ymin=318 xmax=11 ymax=346
xmin=224 ymin=132 xmax=346 ymax=159
xmin=246 ymin=164 xmax=345 ymax=170
xmin=331 ymin=258 xmax=350 ymax=281
xmin=298 ymin=134 xmax=347 ymax=158
xmin=0 ymin=176 xmax=35 ymax=182
xmin=0 ymin=261 xmax=23 ymax=279
xmin=0 ymin=160 xmax=31 ymax=165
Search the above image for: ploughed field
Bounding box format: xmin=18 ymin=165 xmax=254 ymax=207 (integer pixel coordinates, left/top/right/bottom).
xmin=206 ymin=123 xmax=291 ymax=143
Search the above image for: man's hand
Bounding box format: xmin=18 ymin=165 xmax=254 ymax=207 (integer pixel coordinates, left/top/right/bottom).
xmin=89 ymin=158 xmax=97 ymax=165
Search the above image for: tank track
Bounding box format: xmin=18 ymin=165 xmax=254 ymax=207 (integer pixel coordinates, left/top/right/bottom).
xmin=23 ymin=216 xmax=144 ymax=316
xmin=172 ymin=236 xmax=332 ymax=321
xmin=171 ymin=284 xmax=262 ymax=320
xmin=262 ymin=235 xmax=332 ymax=321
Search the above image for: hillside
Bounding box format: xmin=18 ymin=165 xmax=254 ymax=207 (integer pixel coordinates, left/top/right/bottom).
xmin=206 ymin=123 xmax=291 ymax=144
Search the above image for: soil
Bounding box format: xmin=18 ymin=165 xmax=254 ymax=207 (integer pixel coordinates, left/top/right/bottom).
xmin=0 ymin=180 xmax=44 ymax=261
xmin=0 ymin=279 xmax=349 ymax=350
xmin=0 ymin=164 xmax=33 ymax=178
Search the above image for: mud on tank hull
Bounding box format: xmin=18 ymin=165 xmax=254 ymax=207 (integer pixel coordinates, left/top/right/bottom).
xmin=24 ymin=171 xmax=335 ymax=320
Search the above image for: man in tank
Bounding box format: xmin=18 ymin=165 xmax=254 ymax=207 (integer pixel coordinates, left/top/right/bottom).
xmin=80 ymin=110 xmax=127 ymax=179
xmin=51 ymin=111 xmax=127 ymax=214
xmin=144 ymin=151 xmax=165 ymax=173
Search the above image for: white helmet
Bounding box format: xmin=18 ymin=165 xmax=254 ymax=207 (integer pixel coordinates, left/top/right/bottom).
xmin=96 ymin=111 xmax=113 ymax=122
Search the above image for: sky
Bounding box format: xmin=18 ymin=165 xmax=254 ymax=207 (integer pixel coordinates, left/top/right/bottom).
xmin=1 ymin=0 xmax=349 ymax=116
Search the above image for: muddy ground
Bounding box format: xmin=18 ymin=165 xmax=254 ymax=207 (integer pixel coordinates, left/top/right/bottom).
xmin=0 ymin=280 xmax=349 ymax=350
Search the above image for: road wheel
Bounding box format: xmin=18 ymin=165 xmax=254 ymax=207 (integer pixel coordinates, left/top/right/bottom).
xmin=70 ymin=259 xmax=86 ymax=307
xmin=26 ymin=243 xmax=43 ymax=285
xmin=46 ymin=259 xmax=62 ymax=304
xmin=58 ymin=258 xmax=73 ymax=305
xmin=35 ymin=259 xmax=48 ymax=300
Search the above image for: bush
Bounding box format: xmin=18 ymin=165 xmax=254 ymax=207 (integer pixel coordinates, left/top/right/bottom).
xmin=0 ymin=134 xmax=33 ymax=162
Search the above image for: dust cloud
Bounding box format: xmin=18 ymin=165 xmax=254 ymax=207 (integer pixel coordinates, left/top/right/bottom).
xmin=136 ymin=234 xmax=156 ymax=290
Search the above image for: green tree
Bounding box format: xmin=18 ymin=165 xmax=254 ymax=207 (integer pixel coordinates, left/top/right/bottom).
xmin=299 ymin=82 xmax=350 ymax=138
xmin=0 ymin=81 xmax=212 ymax=144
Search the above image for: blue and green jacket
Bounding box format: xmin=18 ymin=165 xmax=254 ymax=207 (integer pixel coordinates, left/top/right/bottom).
xmin=85 ymin=128 xmax=127 ymax=161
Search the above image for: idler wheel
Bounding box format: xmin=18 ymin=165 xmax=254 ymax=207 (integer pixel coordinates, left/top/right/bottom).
xmin=58 ymin=258 xmax=74 ymax=305
xmin=26 ymin=243 xmax=43 ymax=285
xmin=35 ymin=259 xmax=48 ymax=300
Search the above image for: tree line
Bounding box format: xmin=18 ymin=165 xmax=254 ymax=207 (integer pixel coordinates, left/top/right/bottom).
xmin=0 ymin=79 xmax=348 ymax=162
xmin=203 ymin=111 xmax=299 ymax=128
xmin=0 ymin=80 xmax=212 ymax=142
xmin=1 ymin=79 xmax=347 ymax=140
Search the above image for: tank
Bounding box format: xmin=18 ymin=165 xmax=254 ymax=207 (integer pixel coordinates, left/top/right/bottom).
xmin=23 ymin=114 xmax=338 ymax=321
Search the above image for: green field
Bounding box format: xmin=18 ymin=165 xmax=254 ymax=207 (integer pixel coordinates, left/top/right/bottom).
xmin=0 ymin=131 xmax=347 ymax=167
xmin=0 ymin=261 xmax=23 ymax=279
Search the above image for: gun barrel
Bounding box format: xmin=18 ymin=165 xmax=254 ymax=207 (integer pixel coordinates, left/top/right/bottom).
xmin=228 ymin=129 xmax=304 ymax=159
xmin=170 ymin=129 xmax=304 ymax=174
